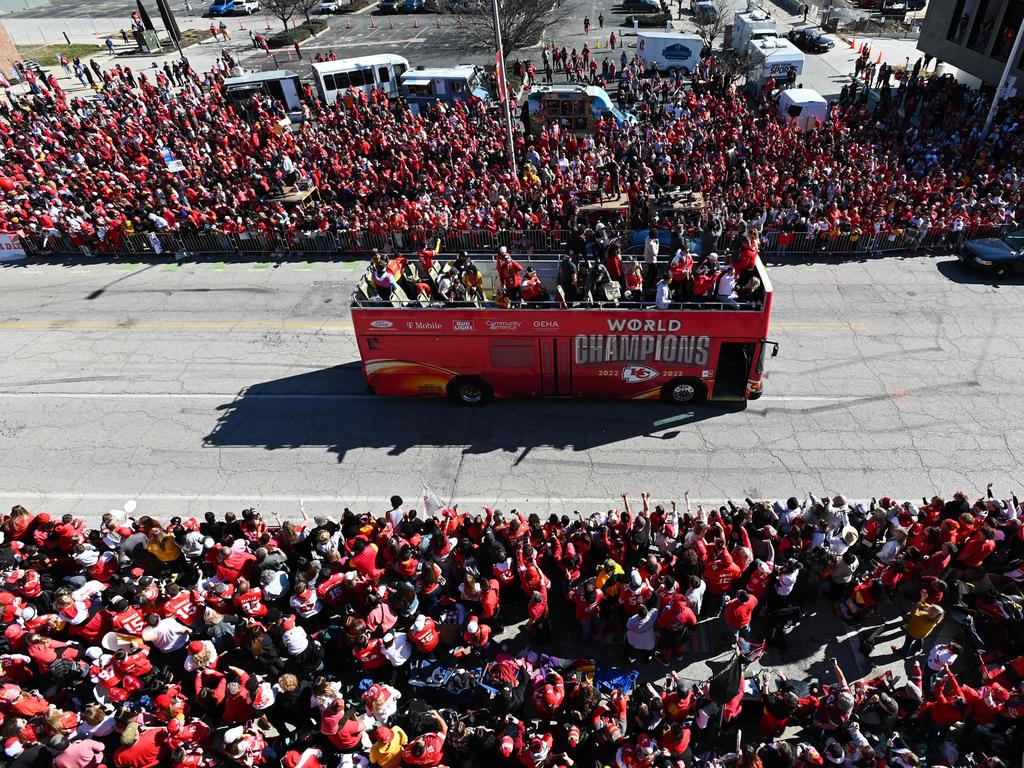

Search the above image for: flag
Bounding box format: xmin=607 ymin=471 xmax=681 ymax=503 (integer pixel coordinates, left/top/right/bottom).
xmin=422 ymin=484 xmax=445 ymax=518
xmin=495 ymin=51 xmax=507 ymax=101
xmin=708 ymin=654 xmax=742 ymax=704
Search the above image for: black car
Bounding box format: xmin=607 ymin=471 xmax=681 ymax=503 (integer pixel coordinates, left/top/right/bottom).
xmin=958 ymin=231 xmax=1024 ymax=277
xmin=787 ymin=29 xmax=835 ymax=53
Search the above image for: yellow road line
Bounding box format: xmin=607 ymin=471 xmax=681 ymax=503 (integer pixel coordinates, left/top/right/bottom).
xmin=772 ymin=322 xmax=869 ymax=330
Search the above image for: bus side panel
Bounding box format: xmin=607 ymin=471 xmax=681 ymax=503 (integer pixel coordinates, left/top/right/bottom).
xmin=570 ymin=359 xmax=712 ymax=400
xmin=358 ymin=334 xmax=488 ymax=398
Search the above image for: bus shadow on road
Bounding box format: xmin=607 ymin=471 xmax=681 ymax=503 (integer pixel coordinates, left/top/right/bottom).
xmin=204 ymin=365 xmax=740 ymax=461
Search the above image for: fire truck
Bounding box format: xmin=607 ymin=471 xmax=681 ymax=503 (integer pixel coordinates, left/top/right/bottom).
xmin=351 ymin=257 xmax=777 ymax=405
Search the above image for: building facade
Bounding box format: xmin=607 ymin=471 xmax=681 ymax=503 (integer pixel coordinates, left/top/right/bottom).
xmin=918 ymin=0 xmax=1024 ymax=85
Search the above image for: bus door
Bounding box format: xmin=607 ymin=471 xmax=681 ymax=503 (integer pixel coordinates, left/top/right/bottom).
xmin=539 ymin=338 xmax=572 ymax=396
xmin=714 ymin=342 xmax=754 ymax=399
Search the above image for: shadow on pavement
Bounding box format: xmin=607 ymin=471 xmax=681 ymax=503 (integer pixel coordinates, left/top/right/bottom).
xmin=204 ymin=364 xmax=741 ymax=461
xmin=936 ymin=258 xmax=1024 ymax=286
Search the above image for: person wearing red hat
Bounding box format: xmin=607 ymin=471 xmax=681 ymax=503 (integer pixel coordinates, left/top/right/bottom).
xmin=281 ymin=748 xmax=324 ymax=768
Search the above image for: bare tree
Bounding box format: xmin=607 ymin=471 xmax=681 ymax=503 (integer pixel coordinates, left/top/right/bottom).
xmin=265 ymin=0 xmax=300 ymax=32
xmin=693 ymin=0 xmax=734 ymax=50
xmin=462 ymin=0 xmax=577 ymax=62
xmin=295 ymin=0 xmax=322 ymax=26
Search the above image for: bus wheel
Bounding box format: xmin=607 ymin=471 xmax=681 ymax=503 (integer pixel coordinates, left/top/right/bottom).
xmin=662 ymin=378 xmax=705 ymax=404
xmin=449 ymin=377 xmax=491 ymax=406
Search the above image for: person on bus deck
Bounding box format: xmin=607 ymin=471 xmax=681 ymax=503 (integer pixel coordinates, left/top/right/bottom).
xmin=521 ymin=268 xmax=548 ymax=304
xmin=558 ymin=253 xmax=579 ymax=303
xmin=371 ymin=263 xmax=398 ymax=301
xmin=496 ymin=248 xmax=524 ymax=302
xmin=623 ymin=260 xmax=644 ymax=303
xmin=436 ymin=267 xmax=459 ymax=303
xmin=716 ymin=266 xmax=740 ymax=309
xmin=669 ymin=249 xmax=695 ymax=302
xmin=655 ymin=273 xmax=672 ymax=310
xmin=461 ymin=265 xmax=485 ymax=302
xmin=453 ymin=251 xmax=473 ymax=277
xmin=493 ymin=288 xmax=511 ymax=309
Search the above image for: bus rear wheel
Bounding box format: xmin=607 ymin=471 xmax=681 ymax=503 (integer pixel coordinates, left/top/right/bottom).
xmin=662 ymin=378 xmax=705 ymax=404
xmin=448 ymin=377 xmax=492 ymax=406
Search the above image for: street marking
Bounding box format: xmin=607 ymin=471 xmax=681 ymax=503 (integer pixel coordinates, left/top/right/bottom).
xmin=653 ymin=412 xmax=693 ymax=427
xmin=253 ymin=262 xmax=271 ymax=270
xmin=772 ymin=322 xmax=868 ymax=330
xmin=209 ymin=261 xmax=226 ymax=270
xmin=118 ymin=263 xmax=143 ymax=271
xmin=758 ymin=395 xmax=861 ymax=402
xmin=162 ymin=262 xmax=181 ymax=271
xmin=298 ymin=261 xmax=315 ymax=270
xmin=0 ymin=321 xmax=354 ymax=331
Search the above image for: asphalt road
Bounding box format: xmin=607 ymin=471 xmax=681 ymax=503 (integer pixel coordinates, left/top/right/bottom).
xmin=0 ymin=252 xmax=1021 ymax=524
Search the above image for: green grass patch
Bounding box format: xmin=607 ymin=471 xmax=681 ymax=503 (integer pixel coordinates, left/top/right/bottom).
xmin=267 ymin=20 xmax=328 ymax=48
xmin=16 ymin=43 xmax=102 ymax=66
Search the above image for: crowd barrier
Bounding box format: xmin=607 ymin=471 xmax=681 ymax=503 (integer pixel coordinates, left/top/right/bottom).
xmin=10 ymin=223 xmax=1011 ymax=262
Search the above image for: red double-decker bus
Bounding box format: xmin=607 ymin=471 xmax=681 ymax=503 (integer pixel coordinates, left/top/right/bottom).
xmin=350 ymin=257 xmax=777 ymax=405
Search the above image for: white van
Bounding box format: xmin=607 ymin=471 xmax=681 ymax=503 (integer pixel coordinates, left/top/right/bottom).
xmin=310 ymin=54 xmax=409 ymax=104
xmin=747 ymin=36 xmax=804 ymax=83
xmin=732 ymin=9 xmax=776 ymax=51
xmin=636 ymin=31 xmax=703 ymax=75
xmin=777 ymin=88 xmax=828 ymax=130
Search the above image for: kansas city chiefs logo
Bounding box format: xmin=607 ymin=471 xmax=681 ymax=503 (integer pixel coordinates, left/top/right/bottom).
xmin=622 ymin=366 xmax=659 ymax=383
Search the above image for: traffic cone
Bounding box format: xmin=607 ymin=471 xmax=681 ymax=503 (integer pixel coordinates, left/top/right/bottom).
xmin=264 ymin=18 xmax=271 ymax=30
xmin=849 ymin=36 xmax=855 ymax=49
xmin=346 ymin=16 xmax=351 ymax=28
xmin=370 ymin=15 xmax=376 ymax=27
xmin=413 ymin=15 xmax=419 ymax=27
xmin=389 ymin=16 xmax=393 ymax=28
xmin=876 ymin=51 xmax=882 ymax=64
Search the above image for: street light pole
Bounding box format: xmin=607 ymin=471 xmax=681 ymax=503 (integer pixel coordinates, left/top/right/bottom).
xmin=981 ymin=15 xmax=1024 ymax=144
xmin=490 ymin=0 xmax=518 ymax=177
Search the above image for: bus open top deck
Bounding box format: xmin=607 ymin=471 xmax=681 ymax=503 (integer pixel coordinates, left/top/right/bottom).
xmin=350 ymin=255 xmax=776 ymax=405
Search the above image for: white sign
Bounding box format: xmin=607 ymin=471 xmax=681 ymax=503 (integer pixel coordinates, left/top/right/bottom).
xmin=0 ymin=234 xmax=26 ymax=262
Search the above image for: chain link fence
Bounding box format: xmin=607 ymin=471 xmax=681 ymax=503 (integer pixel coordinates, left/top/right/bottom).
xmin=11 ymin=224 xmax=1010 ymax=261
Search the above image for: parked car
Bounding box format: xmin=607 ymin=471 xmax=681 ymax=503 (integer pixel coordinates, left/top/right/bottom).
xmin=378 ymin=0 xmax=399 ymax=11
xmin=208 ymin=0 xmax=259 ymax=13
xmin=958 ymin=231 xmax=1024 ymax=278
xmin=318 ymin=0 xmax=348 ymax=12
xmin=787 ymin=29 xmax=835 ymax=53
xmin=691 ymin=0 xmax=718 ymax=21
xmin=623 ymin=0 xmax=661 ymax=10
xmin=400 ymin=0 xmax=424 ymax=10
xmin=905 ymin=0 xmax=926 ymax=8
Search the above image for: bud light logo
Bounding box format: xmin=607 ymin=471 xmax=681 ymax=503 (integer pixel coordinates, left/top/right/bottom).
xmin=453 ymin=321 xmax=475 ymax=331
xmin=622 ymin=366 xmax=659 ymax=383
xmin=369 ymin=320 xmax=394 ymax=329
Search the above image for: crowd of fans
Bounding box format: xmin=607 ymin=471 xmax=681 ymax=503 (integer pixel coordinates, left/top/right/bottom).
xmin=0 ymin=48 xmax=1020 ymax=256
xmin=1 ymin=485 xmax=1023 ymax=768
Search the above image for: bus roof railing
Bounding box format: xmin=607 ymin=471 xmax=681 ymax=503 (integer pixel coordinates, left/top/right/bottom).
xmin=349 ymin=297 xmax=765 ymax=312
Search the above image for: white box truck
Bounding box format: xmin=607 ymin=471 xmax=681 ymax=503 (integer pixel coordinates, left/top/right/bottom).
xmin=636 ymin=31 xmax=704 ymax=75
xmin=732 ymin=9 xmax=778 ymax=51
xmin=777 ymin=88 xmax=828 ymax=130
xmin=747 ymin=36 xmax=804 ymax=83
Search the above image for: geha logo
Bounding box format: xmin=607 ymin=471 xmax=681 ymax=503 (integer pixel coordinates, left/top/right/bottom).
xmin=533 ymin=320 xmax=559 ymax=329
xmin=453 ymin=321 xmax=475 ymax=331
xmin=622 ymin=366 xmax=659 ymax=383
xmin=369 ymin=320 xmax=394 ymax=329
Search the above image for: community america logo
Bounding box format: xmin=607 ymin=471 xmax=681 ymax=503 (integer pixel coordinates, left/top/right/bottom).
xmin=622 ymin=366 xmax=659 ymax=383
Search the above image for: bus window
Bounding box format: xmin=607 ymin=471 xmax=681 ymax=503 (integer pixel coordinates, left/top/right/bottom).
xmin=334 ymin=71 xmax=350 ymax=89
xmin=490 ymin=339 xmax=536 ymax=368
xmin=395 ymin=63 xmax=408 ymax=78
xmin=450 ymin=79 xmax=466 ymax=94
xmin=378 ymin=66 xmax=390 ymax=83
xmin=322 ymin=74 xmax=335 ymax=90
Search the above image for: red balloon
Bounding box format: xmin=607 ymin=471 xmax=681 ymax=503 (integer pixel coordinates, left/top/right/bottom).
xmin=0 ymin=178 xmax=15 ymax=191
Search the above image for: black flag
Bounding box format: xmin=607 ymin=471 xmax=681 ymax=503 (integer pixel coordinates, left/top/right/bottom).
xmin=708 ymin=653 xmax=742 ymax=704
xmin=154 ymin=0 xmax=181 ymax=43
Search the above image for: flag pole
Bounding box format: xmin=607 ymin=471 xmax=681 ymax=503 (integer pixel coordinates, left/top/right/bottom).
xmin=490 ymin=0 xmax=518 ymax=177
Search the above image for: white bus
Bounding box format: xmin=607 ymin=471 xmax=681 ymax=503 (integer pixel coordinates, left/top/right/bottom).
xmin=310 ymin=54 xmax=409 ymax=105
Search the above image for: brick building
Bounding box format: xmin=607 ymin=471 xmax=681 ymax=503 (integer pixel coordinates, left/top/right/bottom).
xmin=918 ymin=0 xmax=1024 ymax=85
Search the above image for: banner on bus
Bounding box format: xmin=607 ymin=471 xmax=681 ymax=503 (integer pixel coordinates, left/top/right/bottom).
xmin=0 ymin=234 xmax=26 ymax=262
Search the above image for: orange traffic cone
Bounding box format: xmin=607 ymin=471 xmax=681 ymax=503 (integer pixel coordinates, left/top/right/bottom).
xmin=346 ymin=16 xmax=351 ymax=28
xmin=264 ymin=18 xmax=271 ymax=30
xmin=850 ymin=36 xmax=855 ymax=49
xmin=413 ymin=15 xmax=419 ymax=27
xmin=858 ymin=42 xmax=863 ymax=54
xmin=876 ymin=51 xmax=882 ymax=64
xmin=370 ymin=15 xmax=376 ymax=27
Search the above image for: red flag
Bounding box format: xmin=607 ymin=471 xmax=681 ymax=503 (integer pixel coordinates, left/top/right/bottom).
xmin=496 ymin=51 xmax=507 ymax=101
